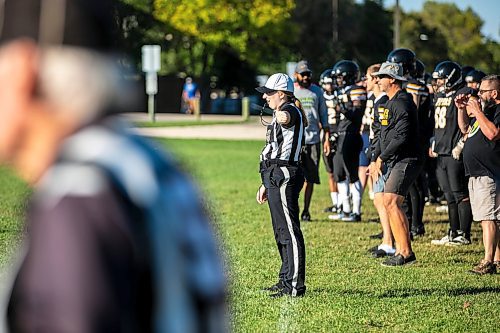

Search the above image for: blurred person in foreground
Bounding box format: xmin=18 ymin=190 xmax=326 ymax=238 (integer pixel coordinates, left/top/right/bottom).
xmin=0 ymin=0 xmax=226 ymax=332
xmin=456 ymin=75 xmax=500 ymax=274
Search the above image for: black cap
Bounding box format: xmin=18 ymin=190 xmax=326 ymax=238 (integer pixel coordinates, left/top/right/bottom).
xmin=0 ymin=0 xmax=116 ymax=51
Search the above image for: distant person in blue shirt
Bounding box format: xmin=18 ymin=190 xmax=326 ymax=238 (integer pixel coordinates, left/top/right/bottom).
xmin=182 ymin=77 xmax=201 ymax=114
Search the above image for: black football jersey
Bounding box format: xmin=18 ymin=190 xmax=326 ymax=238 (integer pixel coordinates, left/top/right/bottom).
xmin=433 ymin=89 xmax=462 ymax=155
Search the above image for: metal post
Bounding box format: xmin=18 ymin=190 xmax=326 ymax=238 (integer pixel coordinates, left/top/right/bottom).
xmin=241 ymin=97 xmax=250 ymax=121
xmin=193 ymin=97 xmax=201 ymax=121
xmin=394 ymin=0 xmax=400 ymax=49
xmin=148 ymin=94 xmax=156 ymax=122
xmin=332 ymin=0 xmax=338 ymax=45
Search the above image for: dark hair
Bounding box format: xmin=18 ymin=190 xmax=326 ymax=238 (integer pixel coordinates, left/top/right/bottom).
xmin=284 ymin=92 xmax=309 ymax=127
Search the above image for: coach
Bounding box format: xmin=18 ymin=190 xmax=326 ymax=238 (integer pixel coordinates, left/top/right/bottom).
xmin=370 ymin=62 xmax=422 ymax=266
xmin=456 ymin=74 xmax=500 ymax=275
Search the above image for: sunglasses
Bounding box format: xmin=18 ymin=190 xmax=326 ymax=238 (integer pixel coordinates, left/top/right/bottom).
xmin=478 ymin=89 xmax=497 ymax=94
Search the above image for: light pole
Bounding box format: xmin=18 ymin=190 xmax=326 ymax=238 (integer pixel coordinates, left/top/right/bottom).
xmin=393 ymin=0 xmax=400 ymax=49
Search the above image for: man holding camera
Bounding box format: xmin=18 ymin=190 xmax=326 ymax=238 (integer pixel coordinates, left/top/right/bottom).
xmin=456 ymin=74 xmax=500 ymax=275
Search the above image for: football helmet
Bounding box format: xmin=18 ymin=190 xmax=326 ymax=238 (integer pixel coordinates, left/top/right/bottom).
xmin=332 ymin=60 xmax=360 ymax=87
xmin=432 ymin=61 xmax=462 ymax=89
xmin=387 ymin=48 xmax=416 ymax=76
xmin=319 ymin=68 xmax=334 ymax=86
xmin=413 ymin=59 xmax=425 ymax=80
xmin=461 ymin=65 xmax=475 ymax=81
xmin=465 ymin=69 xmax=486 ymax=84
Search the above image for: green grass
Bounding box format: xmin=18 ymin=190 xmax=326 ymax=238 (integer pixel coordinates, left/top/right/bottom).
xmin=1 ymin=139 xmax=499 ymax=332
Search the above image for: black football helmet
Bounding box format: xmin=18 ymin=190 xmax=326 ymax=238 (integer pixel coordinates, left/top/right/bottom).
xmin=465 ymin=69 xmax=486 ymax=84
xmin=413 ymin=59 xmax=425 ymax=80
xmin=461 ymin=65 xmax=475 ymax=81
xmin=319 ymin=68 xmax=334 ymax=86
xmin=332 ymin=60 xmax=360 ymax=87
xmin=432 ymin=61 xmax=462 ymax=89
xmin=387 ymin=48 xmax=416 ymax=76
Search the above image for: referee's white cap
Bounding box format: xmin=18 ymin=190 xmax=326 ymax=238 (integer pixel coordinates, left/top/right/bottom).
xmin=256 ymin=73 xmax=294 ymax=94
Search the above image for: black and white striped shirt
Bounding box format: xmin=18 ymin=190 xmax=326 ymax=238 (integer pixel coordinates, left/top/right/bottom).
xmin=260 ymin=103 xmax=305 ymax=164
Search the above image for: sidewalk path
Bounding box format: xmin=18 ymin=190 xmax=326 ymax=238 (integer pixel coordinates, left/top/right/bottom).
xmin=124 ymin=112 xmax=269 ymax=140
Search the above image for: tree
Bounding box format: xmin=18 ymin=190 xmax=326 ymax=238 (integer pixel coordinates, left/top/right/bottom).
xmin=292 ymin=0 xmax=392 ymax=76
xmin=399 ymin=1 xmax=500 ymax=73
xmin=153 ymin=0 xmax=298 ymax=76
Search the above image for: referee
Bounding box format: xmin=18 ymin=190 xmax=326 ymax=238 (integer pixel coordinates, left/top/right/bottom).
xmin=256 ymin=73 xmax=307 ymax=298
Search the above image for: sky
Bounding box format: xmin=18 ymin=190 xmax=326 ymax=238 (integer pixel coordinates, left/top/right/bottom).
xmin=373 ymin=0 xmax=500 ymax=42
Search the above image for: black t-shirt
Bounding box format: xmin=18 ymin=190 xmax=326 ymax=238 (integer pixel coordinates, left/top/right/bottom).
xmin=433 ymin=87 xmax=464 ymax=155
xmin=376 ymin=89 xmax=420 ymax=166
xmin=462 ymin=103 xmax=500 ymax=179
xmin=404 ymin=78 xmax=433 ymax=149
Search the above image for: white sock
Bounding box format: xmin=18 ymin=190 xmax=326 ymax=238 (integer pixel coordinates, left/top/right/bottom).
xmin=337 ymin=180 xmax=351 ymax=214
xmin=351 ymin=180 xmax=362 ymax=215
xmin=330 ymin=192 xmax=338 ymax=207
xmin=378 ymin=244 xmax=395 ymax=253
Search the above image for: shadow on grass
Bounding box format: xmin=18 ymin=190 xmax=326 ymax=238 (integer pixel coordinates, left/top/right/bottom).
xmin=377 ymin=286 xmax=500 ymax=298
xmin=308 ymin=286 xmax=500 ymax=298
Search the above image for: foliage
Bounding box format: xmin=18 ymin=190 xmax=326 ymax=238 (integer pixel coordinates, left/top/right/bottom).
xmin=114 ymin=0 xmax=500 ymax=94
xmin=291 ymin=0 xmax=393 ymax=76
xmin=399 ymin=1 xmax=500 ymax=73
xmin=153 ymin=0 xmax=298 ymax=75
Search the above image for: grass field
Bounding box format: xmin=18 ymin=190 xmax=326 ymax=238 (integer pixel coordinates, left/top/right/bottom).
xmin=1 ymin=139 xmax=499 ymax=332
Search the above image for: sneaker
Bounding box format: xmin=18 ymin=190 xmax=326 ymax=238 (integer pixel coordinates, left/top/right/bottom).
xmin=301 ymin=211 xmax=311 ymax=222
xmin=372 ymin=249 xmax=395 ymax=258
xmin=446 ymin=235 xmax=471 ymax=246
xmin=494 ymin=261 xmax=500 ymax=272
xmin=431 ymin=234 xmax=453 ymax=245
xmin=262 ymin=282 xmax=284 ymax=293
xmin=269 ymin=290 xmax=305 ymax=299
xmin=342 ymin=213 xmax=361 ymax=222
xmin=469 ymin=260 xmax=497 ymax=275
xmin=328 ymin=212 xmax=347 ymax=220
xmin=367 ymin=245 xmax=379 ymax=254
xmin=323 ymin=205 xmax=338 ymax=213
xmin=381 ymin=253 xmax=416 ymax=267
xmin=369 ymin=232 xmax=383 ymax=239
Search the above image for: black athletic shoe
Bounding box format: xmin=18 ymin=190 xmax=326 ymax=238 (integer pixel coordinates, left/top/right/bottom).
xmin=323 ymin=205 xmax=335 ymax=213
xmin=367 ymin=245 xmax=379 ymax=254
xmin=269 ymin=290 xmax=305 ymax=299
xmin=381 ymin=253 xmax=416 ymax=267
xmin=301 ymin=211 xmax=311 ymax=222
xmin=342 ymin=213 xmax=361 ymax=222
xmin=372 ymin=249 xmax=395 ymax=258
xmin=369 ymin=232 xmax=383 ymax=239
xmin=262 ymin=282 xmax=284 ymax=293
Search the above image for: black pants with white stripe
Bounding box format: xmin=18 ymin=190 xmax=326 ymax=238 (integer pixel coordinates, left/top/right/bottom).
xmin=261 ymin=164 xmax=306 ymax=296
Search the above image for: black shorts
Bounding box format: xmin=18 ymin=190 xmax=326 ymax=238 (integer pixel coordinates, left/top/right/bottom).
xmin=322 ymin=137 xmax=334 ymax=174
xmin=333 ymin=133 xmax=362 ymax=183
xmin=435 ymin=155 xmax=469 ymax=204
xmin=384 ymin=159 xmax=423 ymax=196
xmin=301 ymin=143 xmax=321 ymax=184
